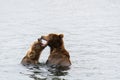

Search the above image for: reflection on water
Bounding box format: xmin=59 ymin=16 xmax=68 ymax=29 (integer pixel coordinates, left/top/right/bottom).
xmin=29 ymin=74 xmax=47 ymax=80
xmin=48 ymin=70 xmax=68 ymax=76
xmin=21 ymin=63 xmax=68 ymax=80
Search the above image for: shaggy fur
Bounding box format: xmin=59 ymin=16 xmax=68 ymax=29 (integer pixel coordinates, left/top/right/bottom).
xmin=41 ymin=33 xmax=71 ymax=68
xmin=21 ymin=38 xmax=46 ymax=66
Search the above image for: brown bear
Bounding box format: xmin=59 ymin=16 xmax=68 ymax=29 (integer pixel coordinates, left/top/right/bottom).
xmin=21 ymin=37 xmax=47 ymax=66
xmin=40 ymin=33 xmax=71 ymax=68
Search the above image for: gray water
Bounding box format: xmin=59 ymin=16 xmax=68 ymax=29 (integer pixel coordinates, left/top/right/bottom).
xmin=0 ymin=0 xmax=120 ymax=80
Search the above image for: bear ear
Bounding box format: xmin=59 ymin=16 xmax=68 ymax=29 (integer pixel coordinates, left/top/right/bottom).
xmin=59 ymin=34 xmax=64 ymax=38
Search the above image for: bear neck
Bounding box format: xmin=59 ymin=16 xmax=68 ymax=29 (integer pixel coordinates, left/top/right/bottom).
xmin=49 ymin=44 xmax=65 ymax=53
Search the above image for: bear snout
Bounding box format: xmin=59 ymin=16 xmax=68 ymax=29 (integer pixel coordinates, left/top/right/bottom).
xmin=38 ymin=37 xmax=42 ymax=42
xmin=41 ymin=36 xmax=48 ymax=41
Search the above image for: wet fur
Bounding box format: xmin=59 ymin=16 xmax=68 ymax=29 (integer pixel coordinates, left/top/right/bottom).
xmin=41 ymin=33 xmax=71 ymax=68
xmin=21 ymin=39 xmax=46 ymax=66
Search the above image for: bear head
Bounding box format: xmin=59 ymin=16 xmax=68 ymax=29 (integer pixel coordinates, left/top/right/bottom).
xmin=40 ymin=33 xmax=64 ymax=48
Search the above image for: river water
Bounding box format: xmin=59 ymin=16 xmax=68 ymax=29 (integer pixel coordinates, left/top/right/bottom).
xmin=0 ymin=0 xmax=120 ymax=80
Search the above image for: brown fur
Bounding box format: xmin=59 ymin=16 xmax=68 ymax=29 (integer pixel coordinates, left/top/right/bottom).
xmin=41 ymin=33 xmax=71 ymax=68
xmin=21 ymin=39 xmax=46 ymax=66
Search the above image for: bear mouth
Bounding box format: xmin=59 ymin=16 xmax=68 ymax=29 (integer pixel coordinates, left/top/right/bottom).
xmin=41 ymin=39 xmax=48 ymax=47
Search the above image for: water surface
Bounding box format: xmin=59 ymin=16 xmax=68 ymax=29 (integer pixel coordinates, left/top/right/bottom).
xmin=0 ymin=0 xmax=120 ymax=80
